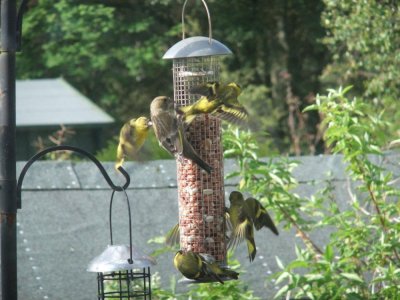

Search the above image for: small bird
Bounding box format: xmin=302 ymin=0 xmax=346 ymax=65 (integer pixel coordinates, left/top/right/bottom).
xmin=177 ymin=82 xmax=248 ymax=126
xmin=115 ymin=116 xmax=152 ymax=169
xmin=227 ymin=191 xmax=278 ymax=262
xmin=173 ymin=250 xmax=239 ymax=284
xmin=150 ymin=96 xmax=212 ymax=174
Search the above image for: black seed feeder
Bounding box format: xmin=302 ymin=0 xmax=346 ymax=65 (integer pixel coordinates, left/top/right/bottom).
xmin=87 ymin=189 xmax=156 ymax=299
xmin=163 ymin=0 xmax=232 ymax=269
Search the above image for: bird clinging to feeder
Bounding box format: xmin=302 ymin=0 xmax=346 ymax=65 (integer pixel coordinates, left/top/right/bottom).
xmin=177 ymin=81 xmax=249 ymax=126
xmin=150 ymin=95 xmax=212 ymax=174
xmin=173 ymin=250 xmax=239 ymax=284
xmin=115 ymin=116 xmax=152 ymax=169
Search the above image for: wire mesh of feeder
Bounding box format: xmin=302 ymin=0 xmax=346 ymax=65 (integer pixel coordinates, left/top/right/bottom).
xmin=173 ymin=56 xmax=226 ymax=263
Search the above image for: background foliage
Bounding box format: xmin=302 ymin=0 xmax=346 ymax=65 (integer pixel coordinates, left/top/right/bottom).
xmin=17 ymin=0 xmax=399 ymax=158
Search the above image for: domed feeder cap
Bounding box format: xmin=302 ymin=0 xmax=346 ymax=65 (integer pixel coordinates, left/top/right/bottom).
xmin=163 ymin=36 xmax=232 ymax=59
xmin=87 ymin=244 xmax=157 ymax=272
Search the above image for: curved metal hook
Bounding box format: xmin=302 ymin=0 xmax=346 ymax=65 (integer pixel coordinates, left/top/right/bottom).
xmin=109 ymin=189 xmax=133 ymax=264
xmin=16 ymin=145 xmax=130 ymax=209
xmin=182 ymin=0 xmax=212 ymax=43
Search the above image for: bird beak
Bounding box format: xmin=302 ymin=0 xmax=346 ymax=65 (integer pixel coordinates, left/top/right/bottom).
xmin=147 ymin=121 xmax=153 ymax=127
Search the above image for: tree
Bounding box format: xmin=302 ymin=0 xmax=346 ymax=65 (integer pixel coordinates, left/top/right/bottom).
xmin=321 ymin=0 xmax=400 ymax=139
xmin=212 ymin=0 xmax=329 ymax=155
xmin=18 ymin=0 xmax=180 ymax=121
xmin=17 ymin=0 xmax=332 ymax=158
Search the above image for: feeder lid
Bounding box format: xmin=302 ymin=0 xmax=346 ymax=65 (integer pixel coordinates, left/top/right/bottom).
xmin=87 ymin=244 xmax=157 ymax=272
xmin=163 ymin=36 xmax=232 ymax=59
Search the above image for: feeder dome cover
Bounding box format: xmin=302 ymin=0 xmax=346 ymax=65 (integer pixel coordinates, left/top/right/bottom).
xmin=163 ymin=36 xmax=232 ymax=59
xmin=87 ymin=244 xmax=157 ymax=272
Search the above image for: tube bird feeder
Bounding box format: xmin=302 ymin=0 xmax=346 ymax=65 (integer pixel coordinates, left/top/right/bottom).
xmin=163 ymin=0 xmax=232 ymax=264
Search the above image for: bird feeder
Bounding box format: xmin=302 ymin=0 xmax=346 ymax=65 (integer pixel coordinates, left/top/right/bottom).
xmin=87 ymin=190 xmax=156 ymax=299
xmin=163 ymin=0 xmax=232 ymax=264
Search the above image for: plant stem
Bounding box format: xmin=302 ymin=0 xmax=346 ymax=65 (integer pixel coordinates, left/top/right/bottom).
xmin=277 ymin=203 xmax=323 ymax=257
xmin=358 ymin=161 xmax=400 ymax=263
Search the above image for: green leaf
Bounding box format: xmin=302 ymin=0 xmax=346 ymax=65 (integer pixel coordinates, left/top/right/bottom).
xmin=304 ymin=274 xmax=324 ymax=281
xmin=303 ymin=104 xmax=318 ymax=112
xmin=273 ymin=285 xmax=289 ymax=299
xmin=270 ymin=173 xmax=285 ymax=186
xmin=324 ymin=244 xmax=334 ymax=262
xmin=340 ymin=272 xmax=364 ymax=283
xmin=286 ymin=260 xmax=309 ymax=270
xmin=275 ymin=256 xmax=285 ymax=270
xmin=389 ymin=139 xmax=400 ymax=148
xmin=275 ymin=271 xmax=290 ymax=285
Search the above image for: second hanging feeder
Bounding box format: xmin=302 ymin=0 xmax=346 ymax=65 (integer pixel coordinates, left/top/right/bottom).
xmin=163 ymin=0 xmax=232 ymax=264
xmin=87 ymin=190 xmax=156 ymax=299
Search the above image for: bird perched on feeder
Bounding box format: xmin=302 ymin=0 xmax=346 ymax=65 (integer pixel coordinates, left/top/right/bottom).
xmin=115 ymin=116 xmax=152 ymax=169
xmin=173 ymin=250 xmax=239 ymax=284
xmin=177 ymin=82 xmax=248 ymax=126
xmin=150 ymin=96 xmax=212 ymax=174
xmin=227 ymin=191 xmax=279 ymax=262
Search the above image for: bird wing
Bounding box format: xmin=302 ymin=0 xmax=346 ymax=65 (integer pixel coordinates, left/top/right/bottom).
xmin=198 ymin=253 xmax=224 ymax=284
xmin=165 ymin=223 xmax=180 ymax=247
xmin=152 ymin=111 xmax=182 ymax=156
xmin=245 ymin=197 xmax=279 ymax=235
xmin=211 ymin=103 xmax=248 ymax=126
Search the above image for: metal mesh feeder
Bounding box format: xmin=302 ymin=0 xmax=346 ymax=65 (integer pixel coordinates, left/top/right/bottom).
xmin=87 ymin=190 xmax=156 ymax=299
xmin=163 ymin=0 xmax=232 ymax=266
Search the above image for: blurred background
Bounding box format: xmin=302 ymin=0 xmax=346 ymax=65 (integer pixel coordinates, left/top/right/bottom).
xmin=15 ymin=0 xmax=400 ymax=160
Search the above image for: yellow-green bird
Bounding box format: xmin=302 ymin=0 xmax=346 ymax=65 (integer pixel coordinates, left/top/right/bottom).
xmin=150 ymin=96 xmax=212 ymax=174
xmin=227 ymin=191 xmax=278 ymax=262
xmin=177 ymin=82 xmax=248 ymax=126
xmin=115 ymin=116 xmax=152 ymax=169
xmin=173 ymin=250 xmax=239 ymax=284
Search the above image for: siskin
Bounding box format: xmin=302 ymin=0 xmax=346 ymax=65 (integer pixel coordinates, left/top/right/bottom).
xmin=177 ymin=82 xmax=248 ymax=126
xmin=227 ymin=191 xmax=278 ymax=262
xmin=173 ymin=250 xmax=238 ymax=284
xmin=150 ymin=96 xmax=212 ymax=174
xmin=115 ymin=116 xmax=152 ymax=169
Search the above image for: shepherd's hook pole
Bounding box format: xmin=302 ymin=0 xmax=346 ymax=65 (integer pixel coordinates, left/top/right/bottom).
xmin=0 ymin=0 xmax=18 ymax=298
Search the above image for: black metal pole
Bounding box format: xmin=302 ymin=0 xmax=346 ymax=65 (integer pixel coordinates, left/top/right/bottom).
xmin=0 ymin=0 xmax=18 ymax=299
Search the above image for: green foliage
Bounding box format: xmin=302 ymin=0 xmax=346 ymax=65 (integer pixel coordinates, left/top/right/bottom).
xmin=18 ymin=0 xmax=180 ymax=122
xmin=321 ymin=0 xmax=400 ymax=137
xmin=18 ymin=0 xmax=331 ymax=156
xmin=224 ymin=87 xmax=400 ymax=299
